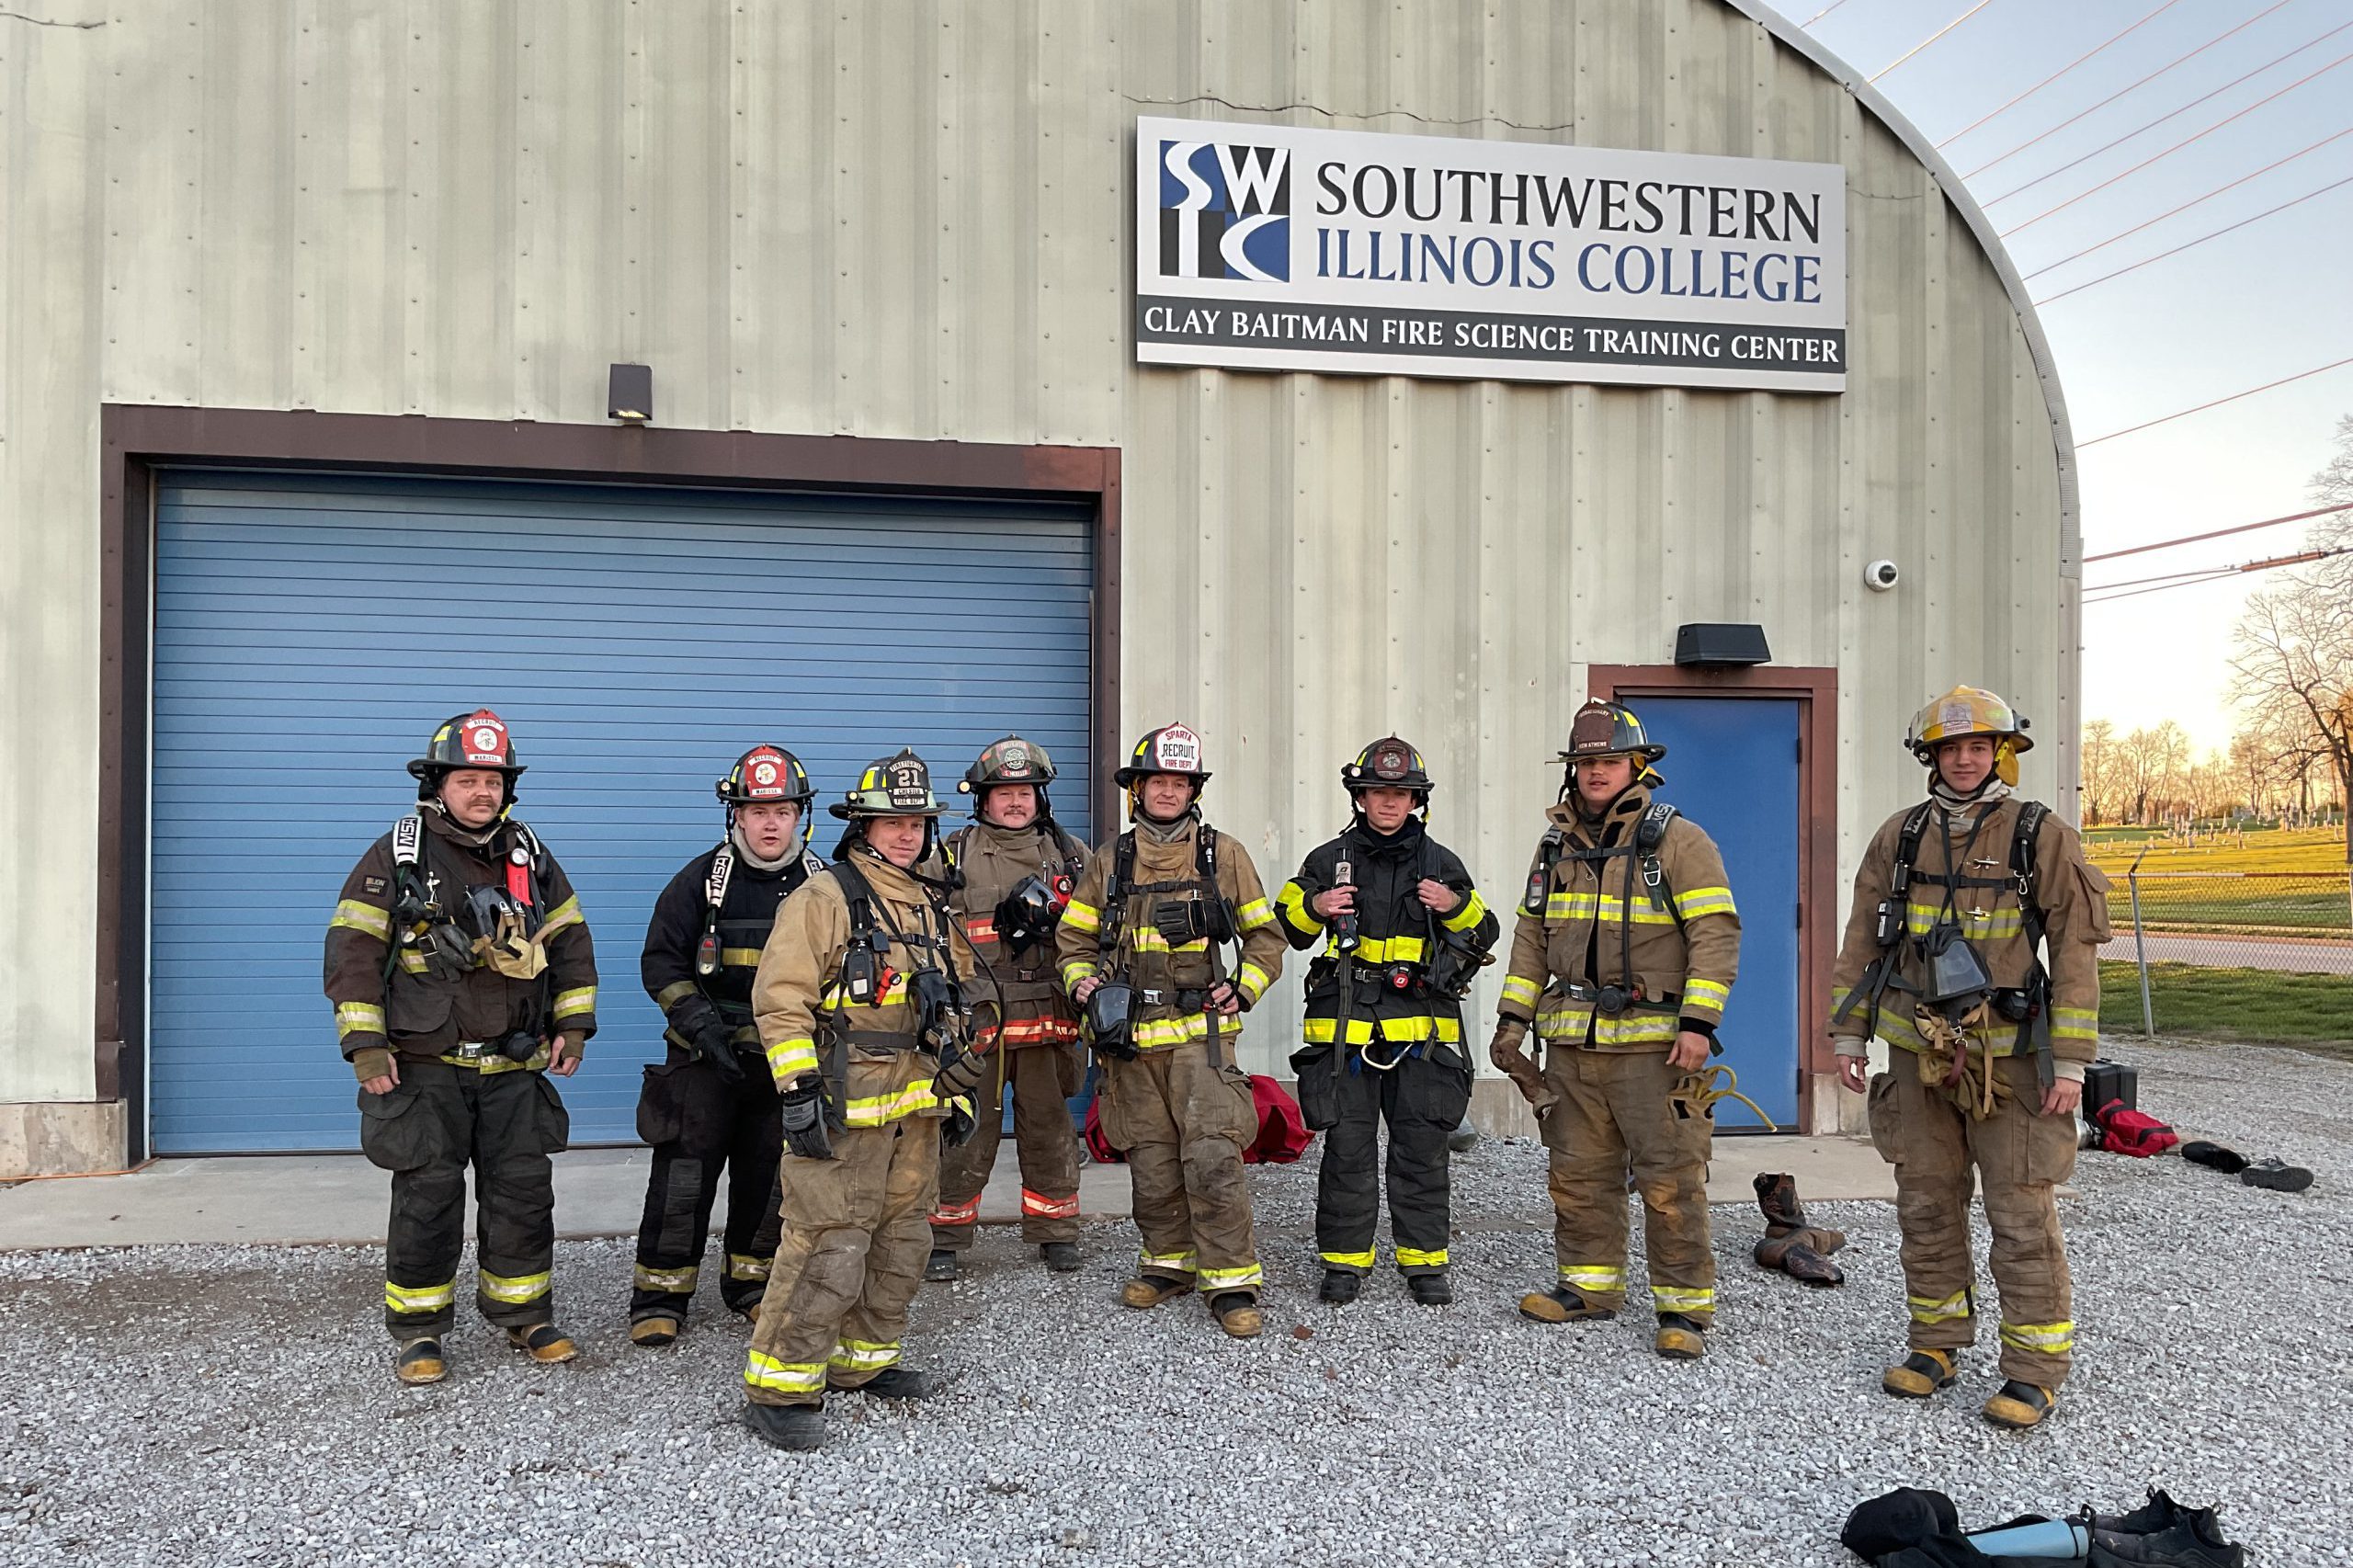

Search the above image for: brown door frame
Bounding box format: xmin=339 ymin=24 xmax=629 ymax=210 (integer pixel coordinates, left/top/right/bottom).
xmin=1586 ymin=664 xmax=1838 ymax=1134
xmin=97 ymin=405 xmax=1122 ymax=1160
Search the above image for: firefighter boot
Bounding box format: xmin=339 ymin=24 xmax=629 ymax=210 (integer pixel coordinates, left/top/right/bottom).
xmin=850 ymin=1367 xmax=938 ymax=1400
xmin=1319 ymin=1270 xmax=1360 ymax=1305
xmin=925 ymin=1248 xmax=960 ymax=1283
xmin=629 ymin=1313 xmax=681 ymax=1348
xmin=743 ymin=1401 xmax=826 ymax=1452
xmin=1983 ymin=1380 xmax=2058 ymax=1430
xmin=1407 ymin=1271 xmax=1453 ymax=1307
xmin=1755 ymin=1171 xmax=1808 ymax=1233
xmin=394 ymin=1337 xmax=446 ymax=1386
xmin=1211 ymin=1292 xmax=1263 ymax=1339
xmin=1654 ymin=1313 xmax=1707 ymax=1361
xmin=1120 ymin=1274 xmax=1194 ymax=1310
xmin=1040 ymin=1242 xmax=1082 ymax=1273
xmin=1518 ymin=1286 xmax=1616 ymax=1324
xmin=1881 ymin=1348 xmax=1960 ymax=1399
xmin=506 ymin=1324 xmax=578 ymax=1365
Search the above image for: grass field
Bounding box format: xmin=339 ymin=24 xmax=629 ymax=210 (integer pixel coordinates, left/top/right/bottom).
xmin=2086 ymin=826 xmax=2351 ymax=936
xmin=2086 ymin=824 xmax=2348 ymax=876
xmin=2099 ymin=960 xmax=2353 ymax=1051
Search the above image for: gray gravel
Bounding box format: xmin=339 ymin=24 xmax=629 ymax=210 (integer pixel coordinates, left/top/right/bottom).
xmin=3 ymin=1035 xmax=2346 ymax=1567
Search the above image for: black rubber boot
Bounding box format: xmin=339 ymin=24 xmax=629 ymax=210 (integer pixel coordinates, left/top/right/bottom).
xmin=742 ymin=1401 xmax=825 ymax=1451
xmin=1654 ymin=1312 xmax=1707 ymax=1360
xmin=924 ymin=1248 xmax=961 ymax=1283
xmin=1406 ymin=1272 xmax=1453 ymax=1306
xmin=1040 ymin=1242 xmax=1082 ymax=1273
xmin=2179 ymin=1140 xmax=2248 ymax=1175
xmin=394 ymin=1336 xmax=446 ymax=1386
xmin=1319 ymin=1269 xmax=1360 ymax=1305
xmin=2240 ymin=1158 xmax=2314 ymax=1193
xmin=1445 ymin=1120 xmax=1480 ymax=1154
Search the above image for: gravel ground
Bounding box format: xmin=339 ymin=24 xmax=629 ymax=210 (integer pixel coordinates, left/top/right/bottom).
xmin=2 ymin=1035 xmax=2345 ymax=1567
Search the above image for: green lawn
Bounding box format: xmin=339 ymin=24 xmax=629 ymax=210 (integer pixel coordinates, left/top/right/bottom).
xmin=2099 ymin=960 xmax=2353 ymax=1053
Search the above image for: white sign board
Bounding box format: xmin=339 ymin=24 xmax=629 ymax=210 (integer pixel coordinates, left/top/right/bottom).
xmin=1134 ymin=117 xmax=1847 ymax=392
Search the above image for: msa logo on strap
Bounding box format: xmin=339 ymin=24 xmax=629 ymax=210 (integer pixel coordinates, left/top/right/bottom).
xmin=1152 ymin=724 xmax=1202 ymax=773
xmin=392 ymin=813 xmax=423 ymax=867
xmin=705 ymin=846 xmax=735 ymax=911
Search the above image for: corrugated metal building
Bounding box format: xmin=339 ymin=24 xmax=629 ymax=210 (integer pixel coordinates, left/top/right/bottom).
xmin=0 ymin=0 xmax=2074 ymax=1173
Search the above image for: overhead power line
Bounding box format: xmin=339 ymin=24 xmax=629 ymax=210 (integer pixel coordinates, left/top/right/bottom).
xmin=2077 ymin=358 xmax=2353 ymax=449
xmin=1799 ymin=1 xmax=1857 ymax=27
xmin=2084 ymin=546 xmax=2349 ymax=605
xmin=2084 ymin=503 xmax=2353 ymax=565
xmin=1869 ymin=0 xmax=1997 ymax=83
xmin=1936 ymin=0 xmax=2187 ymax=148
xmin=1999 ymin=50 xmax=2353 ymax=235
xmin=2034 ymin=170 xmax=2353 ymax=304
xmin=1984 ymin=26 xmax=2353 ymax=209
xmin=1962 ymin=0 xmax=2297 ymax=180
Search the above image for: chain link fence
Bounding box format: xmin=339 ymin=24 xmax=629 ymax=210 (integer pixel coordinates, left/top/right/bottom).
xmin=2104 ymin=851 xmax=2353 ymax=1036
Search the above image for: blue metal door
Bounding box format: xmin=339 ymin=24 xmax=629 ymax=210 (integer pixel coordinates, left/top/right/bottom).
xmin=1618 ymin=695 xmax=1802 ymax=1130
xmin=150 ymin=470 xmax=1095 ymax=1153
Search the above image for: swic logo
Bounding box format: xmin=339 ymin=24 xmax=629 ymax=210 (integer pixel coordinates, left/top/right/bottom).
xmin=1156 ymin=140 xmax=1290 ymax=282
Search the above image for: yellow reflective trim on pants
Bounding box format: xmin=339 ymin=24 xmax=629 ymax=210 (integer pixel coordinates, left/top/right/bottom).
xmin=1319 ymin=1249 xmax=1376 ymax=1270
xmin=1198 ymin=1263 xmax=1264 ymax=1290
xmin=384 ymin=1279 xmax=457 ymax=1314
xmin=398 ymin=950 xmax=430 ymax=975
xmin=330 ymin=900 xmax=392 ymax=939
xmin=1395 ymin=1246 xmax=1449 ymax=1268
xmin=551 ymin=985 xmax=596 ymax=1021
xmin=1059 ymin=900 xmax=1101 ymax=935
xmin=1237 ymin=961 xmax=1274 ymax=1004
xmin=767 ymin=1037 xmax=818 ymax=1081
xmin=828 ymin=1338 xmax=902 ymax=1370
xmin=539 ymin=896 xmax=585 ymax=936
xmin=1440 ymin=891 xmax=1487 ymax=933
xmin=1500 ymin=974 xmax=1540 ymax=1009
xmin=1999 ymin=1319 xmax=2074 ymax=1353
xmin=1233 ymin=897 xmax=1274 ymax=932
xmin=745 ymin=1351 xmax=826 ymax=1393
xmin=478 ymin=1267 xmax=551 ymax=1304
xmin=1300 ymin=1014 xmax=1462 ymax=1046
xmin=1650 ymin=1285 xmax=1715 ymax=1313
xmin=654 ymin=980 xmax=698 ymax=1009
xmin=1559 ymin=1265 xmax=1625 ymax=1293
xmin=842 ymin=1078 xmax=938 ymax=1127
xmin=1138 ymin=1250 xmax=1197 ymax=1274
xmin=725 ymin=1254 xmax=770 ymax=1282
xmin=634 ymin=1264 xmax=699 ymax=1293
xmin=1672 ymin=886 xmax=1737 ymax=920
xmin=335 ymin=1002 xmax=386 ymax=1040
xmin=1908 ymin=1290 xmax=1972 ymax=1324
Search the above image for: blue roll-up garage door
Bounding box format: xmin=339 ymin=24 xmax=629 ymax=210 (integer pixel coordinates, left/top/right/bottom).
xmin=150 ymin=470 xmax=1094 ymax=1153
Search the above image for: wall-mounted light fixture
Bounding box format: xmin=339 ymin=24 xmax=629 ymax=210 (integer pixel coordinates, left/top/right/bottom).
xmin=608 ymin=363 xmax=653 ymax=426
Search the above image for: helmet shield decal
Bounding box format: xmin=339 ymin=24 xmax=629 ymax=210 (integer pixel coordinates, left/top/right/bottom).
xmin=1149 ymin=723 xmax=1202 ymax=774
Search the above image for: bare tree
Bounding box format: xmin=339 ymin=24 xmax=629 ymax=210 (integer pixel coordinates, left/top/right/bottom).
xmin=2231 ymin=587 xmax=2353 ymax=860
xmin=2080 ymin=718 xmax=2119 ymax=825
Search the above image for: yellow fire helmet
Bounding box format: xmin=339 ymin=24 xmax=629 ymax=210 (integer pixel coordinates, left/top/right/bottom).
xmin=1906 ymin=685 xmax=2033 ymax=785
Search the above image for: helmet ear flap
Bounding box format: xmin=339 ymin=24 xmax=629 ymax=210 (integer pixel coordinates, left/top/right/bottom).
xmin=1995 ymin=739 xmax=2020 ymax=787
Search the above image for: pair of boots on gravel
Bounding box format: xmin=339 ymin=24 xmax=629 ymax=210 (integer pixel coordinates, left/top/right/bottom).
xmin=2182 ymin=1140 xmax=2315 ymax=1192
xmin=924 ymin=1240 xmax=1082 ymax=1283
xmin=396 ymin=1324 xmax=576 ymax=1386
xmin=1120 ymin=1270 xmax=1262 ymax=1338
xmin=1318 ymin=1268 xmax=1452 ymax=1308
xmin=742 ymin=1366 xmax=940 ymax=1452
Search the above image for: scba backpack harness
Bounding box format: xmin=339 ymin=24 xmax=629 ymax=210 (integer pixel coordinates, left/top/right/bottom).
xmin=1086 ymin=825 xmax=1243 ymax=1066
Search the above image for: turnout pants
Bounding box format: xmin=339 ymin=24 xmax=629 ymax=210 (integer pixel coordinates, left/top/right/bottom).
xmin=930 ymin=1043 xmax=1084 ymax=1252
xmin=358 ymin=1056 xmax=570 ymax=1340
xmin=1097 ymin=1035 xmax=1263 ymax=1301
xmin=1313 ymin=1046 xmax=1472 ymax=1278
xmin=743 ymin=1116 xmax=940 ymax=1408
xmin=1540 ymin=1046 xmax=1716 ymax=1325
xmin=1869 ymin=1052 xmax=2077 ymax=1387
xmin=630 ymin=1046 xmax=784 ymax=1322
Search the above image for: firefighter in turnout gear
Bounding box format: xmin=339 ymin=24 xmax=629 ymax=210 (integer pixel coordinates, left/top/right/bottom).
xmin=1054 ymin=723 xmax=1287 ymax=1339
xmin=740 ymin=750 xmax=977 ymax=1453
xmin=1832 ymin=686 xmax=2110 ymax=1431
xmin=628 ymin=746 xmax=826 ymax=1346
xmin=323 ymin=710 xmax=597 ymax=1386
xmin=1492 ymin=700 xmax=1741 ymax=1361
xmin=924 ymin=737 xmax=1090 ymax=1282
xmin=1279 ymin=737 xmax=1498 ymax=1308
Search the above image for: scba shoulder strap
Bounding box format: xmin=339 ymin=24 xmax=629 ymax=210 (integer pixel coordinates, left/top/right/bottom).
xmin=1521 ymin=804 xmax=1683 ymax=921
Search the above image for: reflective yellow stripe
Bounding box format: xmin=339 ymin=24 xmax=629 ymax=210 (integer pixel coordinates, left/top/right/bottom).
xmin=1060 ymin=900 xmax=1101 ymax=935
xmin=1139 ymin=1249 xmax=1197 ymax=1274
xmin=1129 ymin=926 xmax=1210 ymax=955
xmin=398 ymin=951 xmax=430 ymax=975
xmin=384 ymin=1279 xmax=456 ymax=1313
xmin=1197 ymin=1263 xmax=1263 ymax=1290
xmin=1682 ymin=977 xmax=1731 ymax=1015
xmin=745 ymin=1352 xmax=826 ymax=1393
xmin=330 ymin=899 xmax=392 ymax=939
xmin=1233 ymin=897 xmax=1274 ymax=932
xmin=1349 ymin=932 xmax=1427 ymax=964
xmin=821 ymin=972 xmax=909 ymax=1007
xmin=1277 ymin=881 xmax=1323 ymax=937
xmin=1499 ymin=975 xmax=1540 ymax=1009
xmin=439 ymin=1045 xmax=549 ymax=1074
xmin=1237 ymin=961 xmax=1274 ymax=1004
xmin=1395 ymin=1246 xmax=1449 ymax=1268
xmin=654 ymin=980 xmax=698 ymax=1008
xmin=842 ymin=1078 xmax=937 ymax=1128
xmin=1673 ymin=886 xmax=1736 ymax=919
xmin=725 ymin=1253 xmax=770 ymax=1282
xmin=827 ymin=1337 xmax=902 ymax=1370
xmin=335 ymin=1002 xmax=386 ymax=1040
xmin=1650 ymin=1285 xmax=1715 ymax=1313
xmin=1908 ymin=1290 xmax=1972 ymax=1324
xmin=767 ymin=1037 xmax=818 ymax=1081
xmin=1534 ymin=1005 xmax=1679 ymax=1046
xmin=2052 ymin=1007 xmax=2098 ymax=1042
xmin=1060 ymin=959 xmax=1098 ymax=988
xmin=551 ymin=985 xmax=596 ymax=1021
xmin=1319 ymin=1249 xmax=1375 ymax=1270
xmin=478 ymin=1268 xmax=551 ymax=1304
xmin=1998 ymin=1319 xmax=2074 ymax=1353
xmin=1439 ymin=890 xmax=1487 ymax=933
xmin=1559 ymin=1264 xmax=1625 ymax=1292
xmin=1129 ymin=1012 xmax=1245 ymax=1050
xmin=721 ymin=947 xmax=764 ymax=968
xmin=1541 ymin=892 xmax=1680 ymax=926
xmin=539 ymin=895 xmax=585 ymax=935
xmin=1300 ymin=1014 xmax=1463 ymax=1045
xmin=634 ymin=1264 xmax=699 ymax=1293
xmin=1904 ymin=902 xmax=2023 ymax=938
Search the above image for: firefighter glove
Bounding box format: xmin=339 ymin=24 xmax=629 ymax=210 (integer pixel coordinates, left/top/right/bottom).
xmin=779 ymin=1081 xmax=833 ymax=1161
xmin=941 ymin=1095 xmax=978 ymax=1149
xmin=687 ymin=1017 xmax=745 ymax=1084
